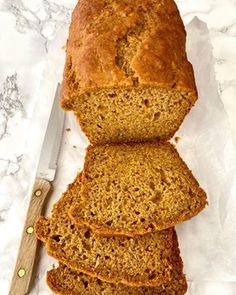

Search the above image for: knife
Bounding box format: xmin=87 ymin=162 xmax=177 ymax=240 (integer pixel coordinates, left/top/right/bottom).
xmin=9 ymin=84 xmax=65 ymax=295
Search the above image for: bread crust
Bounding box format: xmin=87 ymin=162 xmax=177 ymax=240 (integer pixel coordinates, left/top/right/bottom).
xmin=61 ymin=0 xmax=197 ymax=110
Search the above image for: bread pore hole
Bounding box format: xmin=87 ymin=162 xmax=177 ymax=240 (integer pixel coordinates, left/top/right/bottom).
xmin=143 ymin=99 xmax=150 ymax=107
xmin=52 ymin=235 xmax=62 ymax=242
xmin=154 ymin=112 xmax=160 ymax=120
xmin=148 ymin=272 xmax=156 ymax=280
xmin=84 ymin=230 xmax=91 ymax=239
xmin=82 ymin=280 xmax=88 ymax=288
xmin=105 ymin=220 xmax=112 ymax=226
xmin=108 ymin=93 xmax=116 ymax=98
xmin=149 ymin=181 xmax=155 ymax=190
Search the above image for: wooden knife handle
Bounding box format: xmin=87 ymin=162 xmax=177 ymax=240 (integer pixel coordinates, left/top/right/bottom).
xmin=9 ymin=178 xmax=51 ymax=295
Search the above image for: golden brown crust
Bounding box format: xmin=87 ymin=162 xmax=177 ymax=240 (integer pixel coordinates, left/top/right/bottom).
xmin=61 ymin=0 xmax=197 ymax=110
xmin=70 ymin=142 xmax=207 ymax=237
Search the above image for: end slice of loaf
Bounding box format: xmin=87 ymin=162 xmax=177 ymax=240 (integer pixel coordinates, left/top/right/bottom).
xmin=47 ymin=232 xmax=187 ymax=295
xmin=70 ymin=142 xmax=207 ymax=237
xmin=61 ymin=0 xmax=197 ymax=144
xmin=35 ymin=173 xmax=175 ymax=287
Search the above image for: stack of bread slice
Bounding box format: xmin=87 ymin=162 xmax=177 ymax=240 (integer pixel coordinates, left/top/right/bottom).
xmin=35 ymin=0 xmax=207 ymax=294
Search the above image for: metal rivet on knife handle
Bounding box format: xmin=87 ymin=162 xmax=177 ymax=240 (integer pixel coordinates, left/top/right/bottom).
xmin=26 ymin=226 xmax=34 ymax=234
xmin=34 ymin=190 xmax=42 ymax=197
xmin=17 ymin=268 xmax=26 ymax=278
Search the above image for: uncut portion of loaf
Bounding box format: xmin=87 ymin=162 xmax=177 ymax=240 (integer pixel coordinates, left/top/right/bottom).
xmin=61 ymin=0 xmax=197 ymax=144
xmin=35 ymin=174 xmax=175 ymax=287
xmin=47 ymin=233 xmax=187 ymax=295
xmin=70 ymin=142 xmax=207 ymax=237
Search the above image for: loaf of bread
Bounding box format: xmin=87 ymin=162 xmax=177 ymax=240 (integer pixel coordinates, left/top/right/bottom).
xmin=69 ymin=142 xmax=207 ymax=237
xmin=35 ymin=173 xmax=177 ymax=287
xmin=61 ymin=0 xmax=197 ymax=144
xmin=47 ymin=232 xmax=187 ymax=295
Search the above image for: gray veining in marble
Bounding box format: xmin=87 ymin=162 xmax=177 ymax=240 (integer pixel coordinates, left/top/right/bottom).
xmin=2 ymin=0 xmax=71 ymax=51
xmin=0 ymin=73 xmax=23 ymax=140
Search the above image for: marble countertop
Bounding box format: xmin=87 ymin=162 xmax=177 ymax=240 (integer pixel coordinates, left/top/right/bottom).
xmin=1 ymin=0 xmax=236 ymax=294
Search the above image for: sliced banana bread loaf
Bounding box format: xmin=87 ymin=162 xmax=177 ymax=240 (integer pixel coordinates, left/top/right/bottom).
xmin=35 ymin=174 xmax=175 ymax=287
xmin=61 ymin=0 xmax=197 ymax=144
xmin=47 ymin=232 xmax=187 ymax=295
xmin=70 ymin=142 xmax=207 ymax=237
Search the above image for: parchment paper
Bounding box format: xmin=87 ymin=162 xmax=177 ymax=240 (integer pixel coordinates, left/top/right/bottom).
xmin=29 ymin=18 xmax=236 ymax=295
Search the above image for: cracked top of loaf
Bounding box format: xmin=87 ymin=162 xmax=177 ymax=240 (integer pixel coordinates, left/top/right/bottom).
xmin=61 ymin=0 xmax=197 ymax=110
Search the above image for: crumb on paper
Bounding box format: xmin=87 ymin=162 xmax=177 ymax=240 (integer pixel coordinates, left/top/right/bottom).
xmin=52 ymin=262 xmax=59 ymax=269
xmin=174 ymin=136 xmax=181 ymax=144
xmin=61 ymin=45 xmax=66 ymax=51
xmin=66 ymin=128 xmax=71 ymax=132
xmin=73 ymin=145 xmax=77 ymax=148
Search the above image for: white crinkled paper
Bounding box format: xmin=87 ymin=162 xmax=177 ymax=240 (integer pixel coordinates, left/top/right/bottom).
xmin=29 ymin=18 xmax=236 ymax=295
xmin=175 ymin=18 xmax=236 ymax=295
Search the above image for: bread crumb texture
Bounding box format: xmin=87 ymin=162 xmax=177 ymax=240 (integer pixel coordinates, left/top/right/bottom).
xmin=70 ymin=142 xmax=207 ymax=236
xmin=35 ymin=174 xmax=178 ymax=287
xmin=47 ymin=231 xmax=187 ymax=295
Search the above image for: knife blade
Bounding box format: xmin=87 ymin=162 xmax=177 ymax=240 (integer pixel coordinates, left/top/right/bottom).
xmin=9 ymin=84 xmax=65 ymax=295
xmin=37 ymin=84 xmax=65 ymax=181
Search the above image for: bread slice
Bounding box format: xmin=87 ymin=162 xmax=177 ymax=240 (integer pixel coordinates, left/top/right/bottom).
xmin=61 ymin=0 xmax=197 ymax=144
xmin=47 ymin=233 xmax=187 ymax=295
xmin=70 ymin=142 xmax=207 ymax=237
xmin=35 ymin=173 xmax=175 ymax=287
